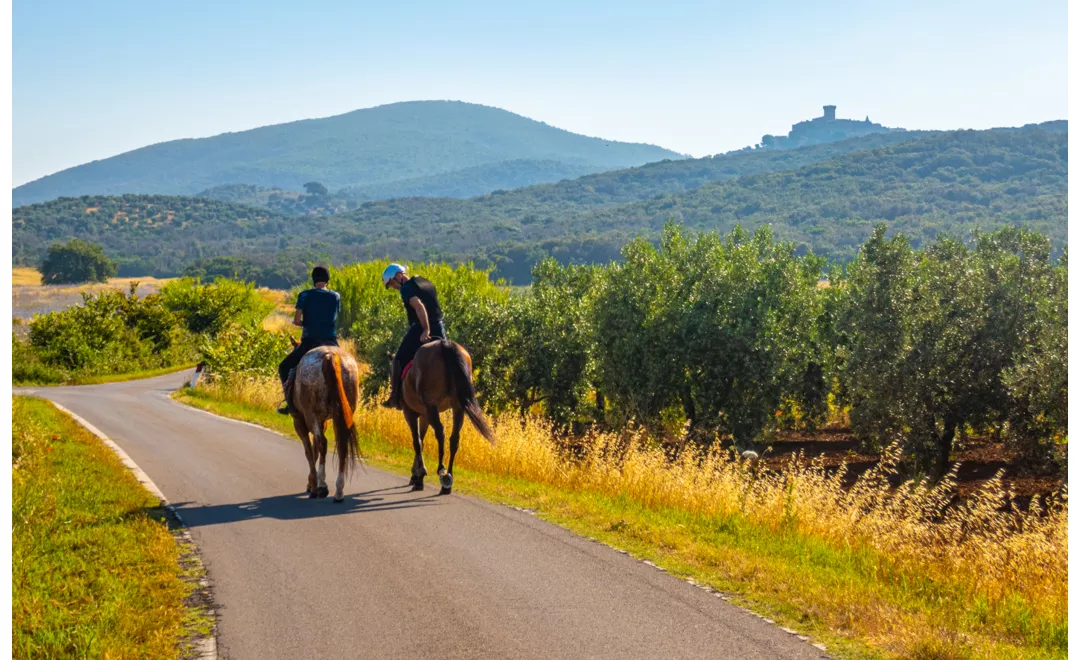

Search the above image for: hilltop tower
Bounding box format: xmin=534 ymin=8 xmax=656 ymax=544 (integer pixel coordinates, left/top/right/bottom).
xmin=823 ymin=105 xmax=836 ymax=121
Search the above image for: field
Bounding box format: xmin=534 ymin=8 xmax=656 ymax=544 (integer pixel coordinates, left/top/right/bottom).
xmin=12 ymin=267 xmax=175 ymax=321
xmin=12 ymin=396 xmax=212 ymax=659
xmin=177 ymin=375 xmax=1066 ymax=660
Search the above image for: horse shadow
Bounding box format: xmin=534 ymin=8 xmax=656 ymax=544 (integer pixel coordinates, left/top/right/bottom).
xmin=169 ymin=485 xmax=440 ymax=528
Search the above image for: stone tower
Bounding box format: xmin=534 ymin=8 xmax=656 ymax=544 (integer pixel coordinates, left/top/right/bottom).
xmin=823 ymin=105 xmax=836 ymax=121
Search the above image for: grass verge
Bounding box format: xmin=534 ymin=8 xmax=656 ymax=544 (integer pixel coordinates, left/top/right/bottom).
xmin=12 ymin=396 xmax=213 ymax=659
xmin=175 ymin=379 xmax=1067 ymax=660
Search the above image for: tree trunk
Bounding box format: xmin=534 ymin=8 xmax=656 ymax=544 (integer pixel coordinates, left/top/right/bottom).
xmin=935 ymin=413 xmax=959 ymax=481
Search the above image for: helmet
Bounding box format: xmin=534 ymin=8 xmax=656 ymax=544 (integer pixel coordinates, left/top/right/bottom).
xmin=381 ymin=263 xmax=406 ymax=287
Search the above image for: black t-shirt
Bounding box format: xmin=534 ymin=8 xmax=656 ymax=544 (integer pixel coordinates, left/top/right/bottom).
xmin=296 ymin=287 xmax=341 ymax=340
xmin=399 ymin=276 xmax=443 ymax=327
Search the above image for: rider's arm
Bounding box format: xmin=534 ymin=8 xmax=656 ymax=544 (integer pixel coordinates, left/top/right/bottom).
xmin=408 ymin=297 xmax=431 ymax=338
xmin=292 ymin=309 xmax=303 ymax=327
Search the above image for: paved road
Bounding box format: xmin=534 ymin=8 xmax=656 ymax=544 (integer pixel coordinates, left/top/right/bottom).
xmin=18 ymin=372 xmax=826 ymax=660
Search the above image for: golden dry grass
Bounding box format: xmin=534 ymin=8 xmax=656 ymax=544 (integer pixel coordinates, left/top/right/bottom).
xmin=191 ymin=373 xmax=1066 ymax=659
xmin=12 ymin=271 xmax=177 ymax=320
xmin=13 ymin=267 xmax=42 ymax=285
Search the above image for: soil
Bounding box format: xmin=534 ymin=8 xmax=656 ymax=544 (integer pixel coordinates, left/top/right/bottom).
xmin=747 ymin=426 xmax=1066 ymax=509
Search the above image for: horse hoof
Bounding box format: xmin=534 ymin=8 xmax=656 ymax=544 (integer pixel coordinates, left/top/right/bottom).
xmin=411 ymin=480 xmax=424 ymax=492
xmin=440 ymin=486 xmax=452 ymax=495
xmin=439 ymin=473 xmax=453 ymax=489
xmin=308 ymin=490 xmax=318 ymax=499
xmin=333 ymin=496 xmax=344 ymax=503
xmin=317 ymin=486 xmax=330 ymax=498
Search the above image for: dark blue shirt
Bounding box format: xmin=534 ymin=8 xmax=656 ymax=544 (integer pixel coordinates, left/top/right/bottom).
xmin=296 ymin=287 xmax=341 ymax=340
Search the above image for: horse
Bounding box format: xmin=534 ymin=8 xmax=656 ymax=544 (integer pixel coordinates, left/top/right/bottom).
xmin=394 ymin=339 xmax=496 ymax=494
xmin=290 ymin=342 xmax=362 ymax=502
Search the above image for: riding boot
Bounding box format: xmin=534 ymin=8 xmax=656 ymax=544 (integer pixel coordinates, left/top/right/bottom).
xmin=381 ymin=358 xmax=403 ymax=409
xmin=277 ymin=369 xmax=296 ymax=415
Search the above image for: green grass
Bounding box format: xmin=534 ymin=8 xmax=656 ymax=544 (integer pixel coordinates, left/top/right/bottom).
xmin=13 ymin=363 xmax=195 ymax=387
xmin=175 ymin=386 xmax=1065 ymax=660
xmin=12 ymin=396 xmax=212 ymax=659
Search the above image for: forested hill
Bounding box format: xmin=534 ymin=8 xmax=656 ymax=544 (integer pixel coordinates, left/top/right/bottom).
xmin=13 ymin=100 xmax=683 ymax=206
xmin=337 ymin=125 xmax=1067 ymax=280
xmin=11 ymin=195 xmax=304 ymax=275
xmin=12 ymin=124 xmax=1066 ymax=283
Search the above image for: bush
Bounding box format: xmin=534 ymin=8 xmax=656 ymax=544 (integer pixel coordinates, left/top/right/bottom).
xmin=39 ymin=239 xmax=117 ymax=285
xmin=199 ymin=323 xmax=293 ymax=379
xmin=26 ymin=286 xmax=197 ymax=377
xmin=160 ymin=278 xmax=273 ymax=336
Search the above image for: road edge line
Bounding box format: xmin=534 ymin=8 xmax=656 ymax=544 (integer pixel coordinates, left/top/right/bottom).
xmin=48 ymin=401 xmax=218 ymax=660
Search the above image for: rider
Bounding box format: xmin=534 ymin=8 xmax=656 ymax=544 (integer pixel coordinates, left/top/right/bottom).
xmin=381 ymin=263 xmax=446 ymax=409
xmin=277 ymin=266 xmax=341 ymax=415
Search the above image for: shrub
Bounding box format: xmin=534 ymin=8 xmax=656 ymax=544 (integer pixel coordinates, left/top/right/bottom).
xmin=160 ymin=278 xmax=273 ymax=336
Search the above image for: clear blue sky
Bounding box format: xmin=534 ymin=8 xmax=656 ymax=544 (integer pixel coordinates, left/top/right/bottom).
xmin=13 ymin=0 xmax=1067 ymax=186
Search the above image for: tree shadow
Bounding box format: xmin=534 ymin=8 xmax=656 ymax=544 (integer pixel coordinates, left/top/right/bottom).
xmin=170 ymin=485 xmax=441 ymax=528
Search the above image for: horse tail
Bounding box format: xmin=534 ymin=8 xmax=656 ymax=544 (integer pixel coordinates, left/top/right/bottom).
xmin=322 ymin=352 xmax=360 ymax=476
xmin=441 ymin=340 xmax=496 ymax=445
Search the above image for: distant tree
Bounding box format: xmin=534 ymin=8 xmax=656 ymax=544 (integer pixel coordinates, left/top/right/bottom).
xmin=303 ymin=182 xmax=329 ymax=196
xmin=39 ymin=239 xmax=117 ymax=285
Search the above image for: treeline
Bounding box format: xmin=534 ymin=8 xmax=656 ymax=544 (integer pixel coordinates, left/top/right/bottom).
xmin=12 ymin=126 xmax=1066 ymax=285
xmin=313 ymin=223 xmax=1064 ymax=476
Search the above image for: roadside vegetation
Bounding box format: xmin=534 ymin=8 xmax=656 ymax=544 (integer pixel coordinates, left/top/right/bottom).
xmin=166 ymin=221 xmax=1066 ymax=659
xmin=13 ymin=277 xmax=272 ymax=385
xmin=12 ymin=396 xmax=211 ymax=659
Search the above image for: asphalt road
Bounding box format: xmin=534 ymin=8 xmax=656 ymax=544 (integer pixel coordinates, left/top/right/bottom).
xmin=18 ymin=372 xmax=826 ymax=660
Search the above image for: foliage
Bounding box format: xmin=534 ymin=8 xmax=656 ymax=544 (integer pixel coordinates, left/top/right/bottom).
xmin=198 ymin=322 xmax=293 ymax=379
xmin=318 ymin=221 xmax=1065 ymax=469
xmin=26 ymin=285 xmax=195 ymax=376
xmin=160 ymin=277 xmax=273 ymax=336
xmin=13 ymin=100 xmax=680 ymax=206
xmin=13 ymin=125 xmax=1065 ymax=284
xmin=182 ymin=254 xmax=312 ymax=289
xmin=838 ymin=225 xmax=1067 ymax=475
xmin=14 ymin=278 xmax=272 ymax=383
xmin=39 ymin=238 xmax=116 ymax=284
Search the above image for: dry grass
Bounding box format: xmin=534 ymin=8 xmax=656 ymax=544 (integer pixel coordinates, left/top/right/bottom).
xmin=13 ymin=267 xmax=42 ymax=285
xmin=12 ymin=270 xmax=176 ymax=320
xmin=189 ymin=373 xmax=1066 ymax=659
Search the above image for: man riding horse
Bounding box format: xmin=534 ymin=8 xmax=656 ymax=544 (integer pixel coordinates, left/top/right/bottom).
xmin=277 ymin=266 xmax=341 ymax=415
xmin=381 ymin=263 xmax=446 ymax=410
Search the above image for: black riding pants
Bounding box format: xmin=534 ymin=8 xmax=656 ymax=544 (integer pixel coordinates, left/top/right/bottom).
xmin=278 ymin=337 xmax=339 ymax=384
xmin=394 ymin=321 xmax=446 ymax=367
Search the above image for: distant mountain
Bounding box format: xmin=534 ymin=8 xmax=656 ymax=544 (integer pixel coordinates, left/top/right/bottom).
xmin=13 ymin=100 xmax=684 ymax=206
xmin=12 ymin=123 xmax=1065 ymax=284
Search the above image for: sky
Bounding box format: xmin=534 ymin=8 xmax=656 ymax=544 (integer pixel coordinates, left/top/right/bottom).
xmin=12 ymin=0 xmax=1067 ymax=186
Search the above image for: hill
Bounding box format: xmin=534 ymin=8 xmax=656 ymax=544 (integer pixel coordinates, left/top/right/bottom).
xmin=329 ymin=125 xmax=1067 ymax=280
xmin=13 ymin=100 xmax=683 ymax=206
xmin=12 ymin=124 xmax=1066 ymax=284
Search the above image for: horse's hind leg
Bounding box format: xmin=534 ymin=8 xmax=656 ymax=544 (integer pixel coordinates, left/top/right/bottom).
xmin=429 ymin=406 xmax=452 ymax=494
xmin=314 ymin=419 xmax=330 ymax=498
xmin=442 ymin=407 xmax=465 ymax=495
xmin=294 ymin=415 xmax=317 ymax=497
xmin=405 ymin=409 xmax=427 ymax=491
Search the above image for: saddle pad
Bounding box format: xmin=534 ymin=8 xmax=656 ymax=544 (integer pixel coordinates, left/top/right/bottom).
xmin=401 ymin=360 xmax=414 ymax=383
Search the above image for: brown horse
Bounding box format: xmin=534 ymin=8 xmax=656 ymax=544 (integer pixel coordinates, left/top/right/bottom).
xmin=291 ymin=344 xmax=361 ymax=502
xmin=397 ymin=339 xmax=495 ymax=494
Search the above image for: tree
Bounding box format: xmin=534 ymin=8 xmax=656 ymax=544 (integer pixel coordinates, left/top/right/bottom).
xmin=39 ymin=239 xmax=117 ymax=285
xmin=303 ymin=182 xmax=329 ymax=196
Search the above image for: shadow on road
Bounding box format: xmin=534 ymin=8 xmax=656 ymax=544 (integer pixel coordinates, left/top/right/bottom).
xmin=171 ymin=485 xmax=441 ymax=528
